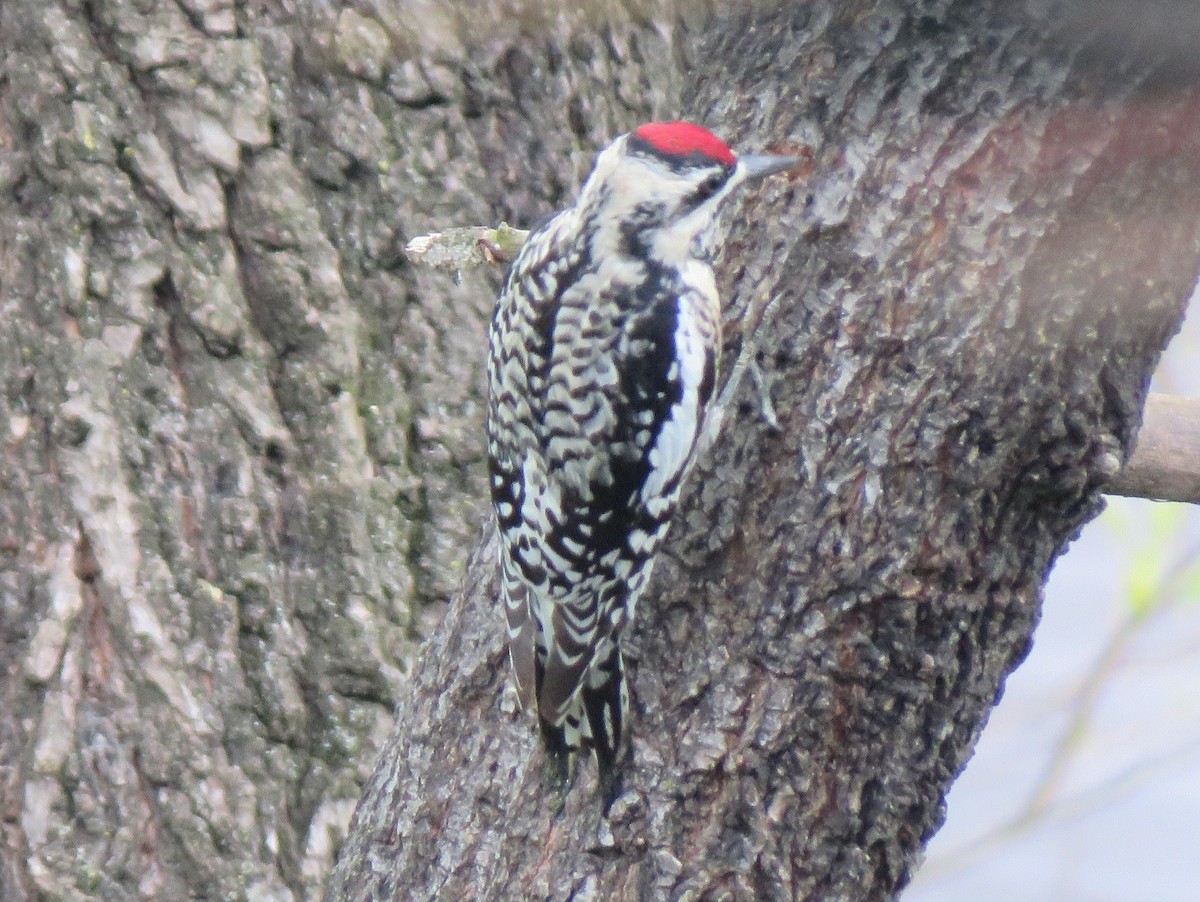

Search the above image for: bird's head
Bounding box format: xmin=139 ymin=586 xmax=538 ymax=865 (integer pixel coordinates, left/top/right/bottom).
xmin=576 ymin=121 xmax=799 ymax=262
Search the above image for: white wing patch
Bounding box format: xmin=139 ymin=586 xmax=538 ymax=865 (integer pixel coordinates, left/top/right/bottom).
xmin=642 ymin=285 xmax=711 ymax=503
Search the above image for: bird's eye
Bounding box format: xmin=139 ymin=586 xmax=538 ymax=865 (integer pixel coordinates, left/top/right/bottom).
xmin=694 ymin=173 xmax=727 ymax=203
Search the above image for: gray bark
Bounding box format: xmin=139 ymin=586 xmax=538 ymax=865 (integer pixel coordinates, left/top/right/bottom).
xmin=0 ymin=1 xmax=1195 ymax=901
xmin=326 ymin=3 xmax=1199 ymax=902
xmin=0 ymin=0 xmax=684 ymax=898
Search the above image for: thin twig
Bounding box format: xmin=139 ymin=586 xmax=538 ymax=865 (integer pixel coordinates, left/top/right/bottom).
xmin=404 ymin=223 xmax=529 ymax=273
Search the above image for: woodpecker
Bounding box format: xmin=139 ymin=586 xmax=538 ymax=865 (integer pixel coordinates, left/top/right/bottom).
xmin=486 ymin=121 xmax=797 ymax=782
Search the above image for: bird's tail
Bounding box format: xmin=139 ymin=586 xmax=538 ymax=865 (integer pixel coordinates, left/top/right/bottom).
xmin=580 ymin=641 xmax=627 ymax=777
xmin=540 ymin=640 xmax=628 ymax=783
xmin=500 ymin=558 xmax=536 ymax=709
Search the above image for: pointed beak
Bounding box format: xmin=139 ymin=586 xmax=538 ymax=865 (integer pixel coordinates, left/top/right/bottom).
xmin=737 ymin=153 xmax=802 ymax=181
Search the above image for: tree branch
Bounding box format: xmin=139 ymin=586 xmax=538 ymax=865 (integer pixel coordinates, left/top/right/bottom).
xmin=1109 ymin=394 xmax=1200 ymax=504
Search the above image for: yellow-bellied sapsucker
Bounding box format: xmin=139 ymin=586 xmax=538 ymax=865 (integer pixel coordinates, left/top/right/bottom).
xmin=486 ymin=121 xmax=797 ymax=780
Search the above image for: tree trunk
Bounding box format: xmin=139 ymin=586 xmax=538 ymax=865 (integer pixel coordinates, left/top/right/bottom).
xmin=0 ymin=1 xmax=1194 ymax=901
xmin=325 ymin=2 xmax=1199 ymax=902
xmin=0 ymin=0 xmax=684 ymax=898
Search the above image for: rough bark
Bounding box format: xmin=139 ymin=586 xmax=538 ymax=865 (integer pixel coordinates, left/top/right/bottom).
xmin=0 ymin=0 xmax=683 ymax=898
xmin=0 ymin=2 xmax=1194 ymax=902
xmin=325 ymin=3 xmax=1200 ymax=902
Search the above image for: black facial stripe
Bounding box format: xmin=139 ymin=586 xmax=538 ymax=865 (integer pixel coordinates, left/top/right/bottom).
xmin=685 ymin=172 xmax=730 ymax=210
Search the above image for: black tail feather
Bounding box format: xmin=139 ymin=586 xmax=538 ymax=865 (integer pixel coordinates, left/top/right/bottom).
xmin=535 ymin=640 xmax=628 ymax=800
xmin=580 ymin=643 xmax=625 ymax=783
xmin=539 ymin=715 xmax=572 ymax=799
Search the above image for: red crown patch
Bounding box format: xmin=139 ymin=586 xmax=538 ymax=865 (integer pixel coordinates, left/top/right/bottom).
xmin=631 ymin=122 xmax=735 ymax=166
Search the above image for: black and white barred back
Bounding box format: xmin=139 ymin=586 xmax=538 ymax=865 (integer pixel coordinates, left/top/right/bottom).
xmin=485 ymin=122 xmax=797 ymax=779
